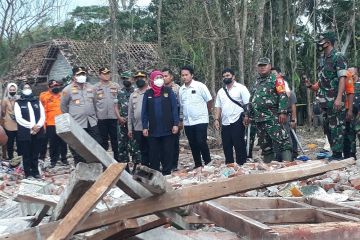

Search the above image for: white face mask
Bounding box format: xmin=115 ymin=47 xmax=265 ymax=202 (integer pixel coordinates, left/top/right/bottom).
xmin=22 ymin=89 xmax=32 ymax=96
xmin=154 ymin=78 xmax=164 ymax=87
xmin=76 ymin=75 xmax=87 ymax=83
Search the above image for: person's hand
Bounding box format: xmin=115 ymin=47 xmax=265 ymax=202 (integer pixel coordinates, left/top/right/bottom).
xmin=118 ymin=117 xmax=127 ymax=125
xmin=214 ymin=119 xmax=220 ymax=131
xmin=334 ymin=98 xmax=343 ymax=111
xmin=278 ymin=113 xmax=287 ymax=124
xmin=128 ymin=131 xmax=133 ymax=139
xmin=172 ymin=126 xmax=179 ymax=134
xmin=243 ymin=115 xmax=250 ymax=126
xmin=143 ymin=129 xmax=148 ymax=137
xmin=346 ymin=110 xmax=353 ymax=122
xmin=178 ymin=121 xmax=183 ymax=131
xmin=290 ymin=120 xmax=296 ymax=129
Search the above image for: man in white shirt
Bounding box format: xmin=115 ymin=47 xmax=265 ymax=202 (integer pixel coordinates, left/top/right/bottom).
xmin=179 ymin=65 xmax=213 ymax=169
xmin=214 ymin=68 xmax=250 ymax=165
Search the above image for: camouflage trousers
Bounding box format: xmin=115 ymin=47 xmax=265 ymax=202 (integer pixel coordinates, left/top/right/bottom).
xmin=343 ymin=118 xmax=356 ymax=158
xmin=322 ymin=108 xmax=345 ymax=154
xmin=256 ymin=118 xmax=292 ymax=161
xmin=118 ymin=125 xmax=141 ymax=163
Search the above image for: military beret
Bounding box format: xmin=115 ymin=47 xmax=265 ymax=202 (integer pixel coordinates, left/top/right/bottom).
xmin=317 ymin=32 xmax=336 ymax=42
xmin=120 ymin=70 xmax=132 ymax=79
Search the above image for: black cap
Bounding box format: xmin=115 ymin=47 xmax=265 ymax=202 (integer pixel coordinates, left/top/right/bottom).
xmin=72 ymin=67 xmax=86 ymax=75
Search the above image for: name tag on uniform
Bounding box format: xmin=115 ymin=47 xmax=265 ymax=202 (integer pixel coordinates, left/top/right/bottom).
xmin=192 ymin=90 xmax=196 ymax=94
xmin=71 ymin=88 xmax=78 ymax=94
xmin=98 ymin=94 xmax=103 ymax=98
xmin=110 ymin=88 xmax=117 ymax=93
xmin=148 ymin=96 xmax=152 ymax=99
xmin=87 ymin=88 xmax=93 ymax=93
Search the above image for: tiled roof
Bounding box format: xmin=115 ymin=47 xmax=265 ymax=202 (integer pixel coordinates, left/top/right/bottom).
xmin=2 ymin=39 xmax=159 ymax=83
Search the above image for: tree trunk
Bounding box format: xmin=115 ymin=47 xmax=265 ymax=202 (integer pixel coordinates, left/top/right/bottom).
xmin=251 ymin=0 xmax=266 ymax=81
xmin=240 ymin=0 xmax=248 ymax=84
xmin=278 ymin=0 xmax=285 ymax=72
xmin=109 ymin=0 xmax=119 ymax=83
xmin=341 ymin=9 xmax=356 ymax=54
xmin=270 ymin=0 xmax=274 ymax=65
xmin=233 ymin=0 xmax=243 ymax=83
xmin=353 ymin=0 xmax=357 ymax=66
xmin=157 ymin=0 xmax=163 ymax=51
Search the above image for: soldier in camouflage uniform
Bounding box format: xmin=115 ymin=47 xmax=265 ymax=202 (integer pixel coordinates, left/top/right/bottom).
xmin=114 ymin=71 xmax=141 ymax=169
xmin=351 ymin=67 xmax=360 ymax=149
xmin=244 ymin=57 xmax=292 ymax=163
xmin=305 ymin=32 xmax=347 ymax=160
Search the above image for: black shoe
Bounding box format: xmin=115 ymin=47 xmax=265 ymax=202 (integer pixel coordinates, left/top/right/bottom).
xmin=50 ymin=162 xmax=56 ymax=168
xmin=33 ymin=174 xmax=42 ymax=179
xmin=61 ymin=160 xmax=69 ymax=166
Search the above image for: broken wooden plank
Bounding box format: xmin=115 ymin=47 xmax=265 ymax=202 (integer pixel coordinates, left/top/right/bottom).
xmin=106 ymin=218 xmax=170 ymax=240
xmin=55 ymin=113 xmax=189 ymax=230
xmin=14 ymin=192 xmax=58 ymax=207
xmin=3 ymin=158 xmax=355 ymax=240
xmin=272 ymin=222 xmax=360 ymax=240
xmin=192 ymin=201 xmax=277 ymax=239
xmin=30 ymin=205 xmax=51 ymax=227
xmin=47 ymin=163 xmax=126 ymax=240
xmin=51 ymin=162 xmax=103 ymax=221
xmin=85 ymin=219 xmax=138 ymax=240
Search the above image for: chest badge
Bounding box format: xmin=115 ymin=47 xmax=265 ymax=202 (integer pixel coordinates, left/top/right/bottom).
xmin=75 ymin=99 xmax=80 ymax=105
xmin=164 ymin=93 xmax=168 ymax=98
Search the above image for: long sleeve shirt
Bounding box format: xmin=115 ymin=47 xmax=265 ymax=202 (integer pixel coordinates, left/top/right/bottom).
xmin=14 ymin=101 xmax=45 ymax=129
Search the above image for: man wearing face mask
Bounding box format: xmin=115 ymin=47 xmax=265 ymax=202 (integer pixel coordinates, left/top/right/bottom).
xmin=142 ymin=70 xmax=179 ymax=175
xmin=244 ymin=57 xmax=292 ymax=162
xmin=2 ymin=83 xmax=20 ymax=160
xmin=128 ymin=71 xmax=150 ymax=167
xmin=214 ymin=68 xmax=250 ymax=165
xmin=305 ymin=32 xmax=347 ymax=160
xmin=94 ymin=67 xmax=120 ymax=161
xmin=114 ymin=71 xmax=141 ymax=171
xmin=61 ymin=67 xmax=102 ymax=165
xmin=40 ymin=79 xmax=68 ymax=168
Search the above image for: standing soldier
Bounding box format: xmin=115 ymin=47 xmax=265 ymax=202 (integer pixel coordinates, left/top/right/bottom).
xmin=40 ymin=79 xmax=68 ymax=168
xmin=61 ymin=67 xmax=102 ymax=165
xmin=244 ymin=57 xmax=292 ymax=162
xmin=162 ymin=68 xmax=181 ymax=171
xmin=305 ymin=32 xmax=347 ymax=160
xmin=94 ymin=67 xmax=120 ymax=161
xmin=114 ymin=71 xmax=141 ymax=171
xmin=128 ymin=71 xmax=150 ymax=167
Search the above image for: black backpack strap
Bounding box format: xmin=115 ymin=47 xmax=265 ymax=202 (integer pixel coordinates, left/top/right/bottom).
xmin=223 ymin=87 xmax=244 ymax=109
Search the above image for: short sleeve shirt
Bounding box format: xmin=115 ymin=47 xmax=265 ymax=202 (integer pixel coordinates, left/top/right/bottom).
xmin=179 ymin=80 xmax=212 ymax=126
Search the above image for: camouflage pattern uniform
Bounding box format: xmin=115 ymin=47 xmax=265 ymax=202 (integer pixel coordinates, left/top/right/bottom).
xmin=116 ymin=86 xmax=141 ymax=163
xmin=248 ymin=73 xmax=292 ymax=163
xmin=317 ymin=48 xmax=347 ymax=155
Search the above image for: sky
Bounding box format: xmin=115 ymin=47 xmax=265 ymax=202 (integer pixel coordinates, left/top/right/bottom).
xmin=69 ymin=0 xmax=151 ymax=9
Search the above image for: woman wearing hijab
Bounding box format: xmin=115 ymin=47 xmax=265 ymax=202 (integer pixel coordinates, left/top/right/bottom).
xmin=1 ymin=83 xmax=20 ymax=159
xmin=14 ymin=83 xmax=45 ymax=179
xmin=142 ymin=70 xmax=179 ymax=175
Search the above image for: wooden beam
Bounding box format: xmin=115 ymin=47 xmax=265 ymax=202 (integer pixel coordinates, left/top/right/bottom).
xmin=2 ymin=158 xmax=355 ymax=240
xmin=55 ymin=113 xmax=190 ymax=229
xmin=85 ymin=219 xmax=138 ymax=240
xmin=234 ymin=208 xmax=316 ymax=224
xmin=14 ymin=192 xmax=58 ymax=207
xmin=51 ymin=162 xmax=103 ymax=221
xmin=47 ymin=163 xmax=125 ymax=240
xmin=192 ymin=201 xmax=277 ymax=239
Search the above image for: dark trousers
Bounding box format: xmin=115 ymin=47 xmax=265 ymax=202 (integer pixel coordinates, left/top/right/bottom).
xmin=39 ymin=133 xmax=48 ymax=159
xmin=221 ymin=117 xmax=246 ymax=165
xmin=172 ymin=132 xmax=180 ymax=170
xmin=70 ymin=124 xmax=102 ymax=165
xmin=184 ymin=123 xmax=211 ymax=168
xmin=148 ymin=135 xmax=174 ymax=175
xmin=46 ymin=126 xmax=67 ymax=164
xmin=5 ymin=130 xmax=18 ymax=159
xmin=19 ymin=135 xmax=41 ymax=177
xmin=98 ymin=119 xmax=119 ymax=161
xmin=133 ymin=131 xmax=149 ymax=166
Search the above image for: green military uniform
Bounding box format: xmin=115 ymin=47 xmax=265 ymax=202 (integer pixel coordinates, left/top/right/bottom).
xmin=116 ymin=86 xmax=141 ymax=163
xmin=248 ymin=62 xmax=292 ymax=162
xmin=317 ymin=33 xmax=347 ymax=156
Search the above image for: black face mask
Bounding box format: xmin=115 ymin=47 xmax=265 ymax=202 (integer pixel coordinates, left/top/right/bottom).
xmin=51 ymin=87 xmax=61 ymax=94
xmin=136 ymin=79 xmax=146 ymax=88
xmin=223 ymin=78 xmax=232 ymax=85
xmin=123 ymin=80 xmax=132 ymax=88
xmin=9 ymin=92 xmax=16 ymax=96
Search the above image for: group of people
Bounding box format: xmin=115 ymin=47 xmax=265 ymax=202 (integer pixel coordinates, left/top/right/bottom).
xmin=2 ymin=31 xmax=359 ymax=179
